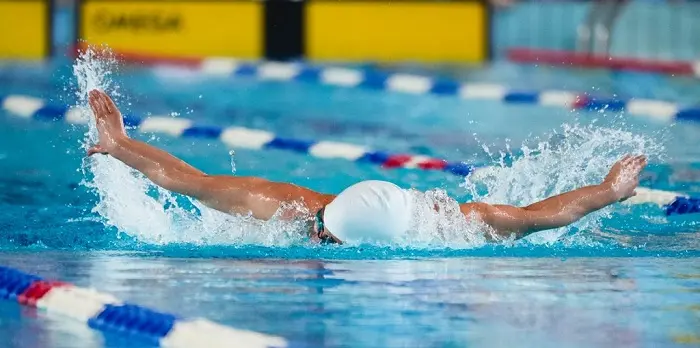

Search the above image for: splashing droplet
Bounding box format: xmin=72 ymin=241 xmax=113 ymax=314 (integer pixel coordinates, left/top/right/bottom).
xmin=229 ymin=150 xmax=236 ymax=175
xmin=74 ymin=46 xmax=306 ymax=246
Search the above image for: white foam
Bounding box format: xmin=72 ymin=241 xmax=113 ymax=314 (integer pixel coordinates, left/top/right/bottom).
xmin=75 ymin=48 xmax=179 ymax=244
xmin=462 ymin=123 xmax=664 ymax=245
xmin=404 ymin=189 xmax=490 ymax=248
xmin=75 ymin=49 xmax=309 ymax=246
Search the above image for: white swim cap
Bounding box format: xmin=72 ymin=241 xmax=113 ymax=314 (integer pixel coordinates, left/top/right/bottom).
xmin=323 ymin=180 xmax=413 ymax=244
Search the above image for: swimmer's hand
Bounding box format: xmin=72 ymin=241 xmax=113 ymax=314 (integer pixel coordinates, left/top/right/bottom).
xmin=602 ymin=155 xmax=648 ymax=202
xmin=87 ymin=89 xmax=127 ymax=156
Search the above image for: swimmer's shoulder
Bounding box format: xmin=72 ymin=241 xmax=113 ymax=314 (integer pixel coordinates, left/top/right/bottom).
xmin=261 ymin=180 xmax=335 ymax=211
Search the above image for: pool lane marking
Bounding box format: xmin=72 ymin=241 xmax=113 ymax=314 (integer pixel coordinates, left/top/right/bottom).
xmin=140 ymin=117 xmax=194 ymax=136
xmin=138 ymin=58 xmax=700 ymax=123
xmin=1 ymin=95 xmax=45 ymax=118
xmin=221 ymin=127 xmax=277 ymax=149
xmin=320 ymin=67 xmax=363 ymax=87
xmin=386 ymin=74 xmax=433 ymax=94
xmin=0 ymin=266 xmax=288 ymax=348
xmin=539 ymin=91 xmax=578 ymax=107
xmin=2 ymin=94 xmax=699 ymax=216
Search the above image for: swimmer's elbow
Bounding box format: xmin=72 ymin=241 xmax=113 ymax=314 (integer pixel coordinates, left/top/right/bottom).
xmin=467 ymin=203 xmax=537 ymax=239
xmin=148 ymin=171 xmax=179 ymax=191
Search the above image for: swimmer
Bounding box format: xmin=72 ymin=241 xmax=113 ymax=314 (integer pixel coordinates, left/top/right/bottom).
xmin=86 ymin=90 xmax=648 ymax=244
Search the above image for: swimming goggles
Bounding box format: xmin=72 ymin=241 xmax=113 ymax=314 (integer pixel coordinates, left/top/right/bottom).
xmin=314 ymin=207 xmax=340 ymax=244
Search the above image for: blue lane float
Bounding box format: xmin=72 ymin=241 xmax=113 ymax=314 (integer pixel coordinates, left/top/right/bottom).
xmin=0 ymin=266 xmax=288 ymax=348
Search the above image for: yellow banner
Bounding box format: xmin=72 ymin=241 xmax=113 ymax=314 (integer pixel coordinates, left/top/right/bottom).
xmin=307 ymin=1 xmax=488 ymax=63
xmin=0 ymin=0 xmax=50 ymax=59
xmin=80 ymin=1 xmax=262 ymax=59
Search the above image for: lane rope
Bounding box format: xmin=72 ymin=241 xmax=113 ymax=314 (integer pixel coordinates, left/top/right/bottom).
xmin=134 ymin=56 xmax=700 ymax=124
xmin=0 ymin=266 xmax=288 ymax=348
xmin=2 ymin=94 xmax=698 ymax=216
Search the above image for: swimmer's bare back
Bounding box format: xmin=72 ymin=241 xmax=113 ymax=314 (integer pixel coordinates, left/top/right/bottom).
xmin=87 ymin=90 xmax=646 ymax=240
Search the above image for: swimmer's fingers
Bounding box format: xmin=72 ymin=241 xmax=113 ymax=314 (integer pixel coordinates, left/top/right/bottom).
xmin=628 ymin=154 xmax=646 ymax=164
xmin=88 ymin=90 xmax=100 ymax=117
xmin=619 ymin=154 xmax=647 ymax=170
xmin=629 ymin=155 xmax=648 ymax=174
xmin=88 ymin=90 xmax=107 ymax=117
xmin=619 ymin=154 xmax=634 ymax=167
xmin=100 ymin=90 xmax=118 ymax=115
xmin=93 ymin=89 xmax=116 ymax=114
xmin=95 ymin=90 xmax=110 ymax=115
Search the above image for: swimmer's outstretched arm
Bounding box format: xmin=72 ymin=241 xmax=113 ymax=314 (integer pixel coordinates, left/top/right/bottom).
xmin=86 ymin=90 xmax=329 ymax=220
xmin=461 ymin=155 xmax=647 ymax=239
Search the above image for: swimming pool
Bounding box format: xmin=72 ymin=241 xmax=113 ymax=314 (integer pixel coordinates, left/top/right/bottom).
xmin=0 ymin=54 xmax=699 ymax=347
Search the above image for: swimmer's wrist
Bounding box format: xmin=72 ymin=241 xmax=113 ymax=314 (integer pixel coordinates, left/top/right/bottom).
xmin=106 ymin=134 xmax=130 ymax=151
xmin=599 ymin=181 xmax=620 ymax=202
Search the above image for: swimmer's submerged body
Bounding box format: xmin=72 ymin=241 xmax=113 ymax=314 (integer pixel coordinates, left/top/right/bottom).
xmin=87 ymin=90 xmax=648 ymax=244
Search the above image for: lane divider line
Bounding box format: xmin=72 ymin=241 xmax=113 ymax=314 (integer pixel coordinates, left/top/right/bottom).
xmin=2 ymin=94 xmax=697 ymax=216
xmin=134 ymin=57 xmax=700 ymax=123
xmin=0 ymin=266 xmax=288 ymax=348
xmin=71 ymin=47 xmax=700 ymax=124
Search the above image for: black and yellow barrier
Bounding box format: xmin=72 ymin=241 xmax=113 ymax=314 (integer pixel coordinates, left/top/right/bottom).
xmin=77 ymin=0 xmax=490 ymax=63
xmin=0 ymin=0 xmax=52 ymax=59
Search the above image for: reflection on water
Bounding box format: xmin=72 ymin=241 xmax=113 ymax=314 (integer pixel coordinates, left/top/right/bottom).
xmin=0 ymin=252 xmax=697 ymax=348
xmin=0 ymin=301 xmax=103 ymax=348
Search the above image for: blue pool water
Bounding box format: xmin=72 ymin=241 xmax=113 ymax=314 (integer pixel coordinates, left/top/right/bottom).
xmin=0 ymin=57 xmax=699 ymax=347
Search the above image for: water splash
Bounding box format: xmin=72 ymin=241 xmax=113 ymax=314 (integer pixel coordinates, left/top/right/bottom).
xmin=404 ymin=189 xmax=492 ymax=248
xmin=72 ymin=48 xmax=665 ymax=250
xmin=74 ymin=48 xmax=308 ymax=247
xmin=229 ymin=150 xmax=236 ymax=175
xmin=74 ymin=48 xmax=172 ymax=242
xmin=349 ymin=124 xmax=665 ymax=249
xmin=462 ymin=123 xmax=664 ymax=245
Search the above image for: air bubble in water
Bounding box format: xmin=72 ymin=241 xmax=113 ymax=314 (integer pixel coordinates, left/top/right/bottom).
xmin=229 ymin=150 xmax=236 ymax=175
